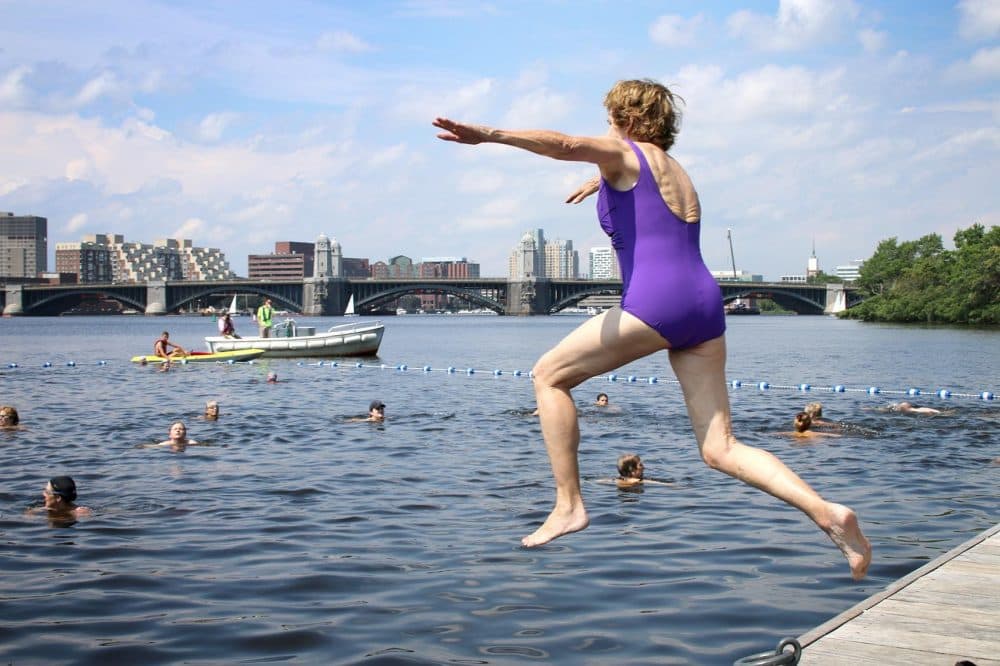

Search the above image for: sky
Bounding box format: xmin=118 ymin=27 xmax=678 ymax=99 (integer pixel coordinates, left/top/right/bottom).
xmin=1 ymin=0 xmax=997 ymax=280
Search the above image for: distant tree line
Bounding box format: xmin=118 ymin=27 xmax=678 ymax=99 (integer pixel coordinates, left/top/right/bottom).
xmin=842 ymin=223 xmax=999 ymax=325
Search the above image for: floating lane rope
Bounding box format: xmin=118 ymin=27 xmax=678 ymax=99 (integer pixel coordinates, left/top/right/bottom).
xmin=3 ymin=358 xmax=996 ymax=401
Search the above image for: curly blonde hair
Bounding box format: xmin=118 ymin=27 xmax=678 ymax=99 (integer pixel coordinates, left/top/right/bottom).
xmin=604 ymin=79 xmax=683 ymax=151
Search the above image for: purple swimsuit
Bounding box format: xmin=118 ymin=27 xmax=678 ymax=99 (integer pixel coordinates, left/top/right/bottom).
xmin=596 ymin=141 xmax=725 ymax=349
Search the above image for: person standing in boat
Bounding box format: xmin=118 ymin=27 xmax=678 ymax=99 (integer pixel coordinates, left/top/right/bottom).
xmin=256 ymin=299 xmax=274 ymax=338
xmin=433 ymin=78 xmax=871 ymax=580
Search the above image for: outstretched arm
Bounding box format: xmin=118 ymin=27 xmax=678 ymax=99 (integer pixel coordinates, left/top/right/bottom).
xmin=433 ymin=118 xmax=627 ymax=170
xmin=566 ymin=176 xmax=600 ymax=204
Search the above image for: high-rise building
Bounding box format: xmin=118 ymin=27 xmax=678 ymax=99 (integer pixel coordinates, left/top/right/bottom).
xmin=508 ymin=231 xmax=539 ymax=279
xmin=248 ymin=241 xmax=316 ymax=279
xmin=54 ymin=233 xmax=233 ymax=282
xmin=0 ymin=212 xmax=47 ymax=279
xmin=835 ymin=260 xmax=864 ymax=282
xmin=419 ymin=257 xmax=480 ymax=279
xmin=55 ymin=240 xmax=113 ymax=283
xmin=589 ymin=247 xmax=620 ymax=279
xmin=371 ymin=255 xmax=417 ymax=278
xmin=544 ymin=239 xmax=579 ymax=279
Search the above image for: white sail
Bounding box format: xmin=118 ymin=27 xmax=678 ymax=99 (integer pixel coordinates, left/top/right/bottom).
xmin=228 ymin=294 xmax=238 ymax=315
xmin=344 ymin=295 xmax=356 ymax=316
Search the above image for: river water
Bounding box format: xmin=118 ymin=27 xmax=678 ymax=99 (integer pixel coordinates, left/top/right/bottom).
xmin=1 ymin=314 xmax=997 ymax=665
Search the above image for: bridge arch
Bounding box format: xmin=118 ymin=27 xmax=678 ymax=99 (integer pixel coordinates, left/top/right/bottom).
xmin=548 ymin=286 xmax=623 ymax=313
xmin=357 ymin=284 xmax=506 ymax=314
xmin=722 ymin=287 xmax=825 ymax=314
xmin=23 ymin=286 xmax=147 ymax=316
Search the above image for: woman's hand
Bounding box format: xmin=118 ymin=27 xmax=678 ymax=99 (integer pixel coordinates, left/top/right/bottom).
xmin=433 ymin=117 xmax=492 ymax=145
xmin=566 ymin=176 xmax=600 ymax=204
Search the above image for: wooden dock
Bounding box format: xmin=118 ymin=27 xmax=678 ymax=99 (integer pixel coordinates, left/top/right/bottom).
xmin=798 ymin=522 xmax=1000 ymax=665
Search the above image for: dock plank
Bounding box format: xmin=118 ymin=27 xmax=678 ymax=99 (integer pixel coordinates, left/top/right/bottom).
xmin=799 ymin=523 xmax=1000 ymax=665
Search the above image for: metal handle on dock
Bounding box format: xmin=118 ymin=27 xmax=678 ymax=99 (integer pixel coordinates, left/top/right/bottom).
xmin=733 ymin=637 xmax=801 ymax=666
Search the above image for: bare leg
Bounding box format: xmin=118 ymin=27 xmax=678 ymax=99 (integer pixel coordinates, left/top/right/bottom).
xmin=523 ymin=308 xmax=668 ymax=547
xmin=669 ymin=336 xmax=872 ymax=580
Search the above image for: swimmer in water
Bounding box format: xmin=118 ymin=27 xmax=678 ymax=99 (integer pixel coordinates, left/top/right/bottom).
xmin=266 ymin=371 xmax=278 ymax=383
xmin=348 ymin=400 xmax=386 ymax=423
xmin=203 ymin=401 xmax=219 ymax=421
xmin=26 ymin=476 xmax=91 ymax=520
xmin=595 ymin=393 xmax=609 ymax=407
xmin=1 ymin=405 xmax=23 ymax=430
xmin=614 ymin=453 xmax=672 ymax=488
xmin=888 ymin=401 xmax=942 ymax=415
xmin=140 ymin=421 xmax=199 ymax=450
xmin=779 ymin=412 xmax=842 ymax=441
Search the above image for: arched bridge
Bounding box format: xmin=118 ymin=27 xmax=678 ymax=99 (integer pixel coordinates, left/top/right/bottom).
xmin=2 ymin=278 xmax=859 ymax=316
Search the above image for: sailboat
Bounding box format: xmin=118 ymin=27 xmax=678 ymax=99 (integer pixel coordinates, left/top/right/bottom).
xmin=344 ymin=294 xmax=357 ymax=317
xmin=228 ymin=294 xmax=239 ymax=316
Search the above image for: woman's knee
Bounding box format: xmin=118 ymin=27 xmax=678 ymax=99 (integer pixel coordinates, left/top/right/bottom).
xmin=699 ymin=433 xmax=737 ymax=471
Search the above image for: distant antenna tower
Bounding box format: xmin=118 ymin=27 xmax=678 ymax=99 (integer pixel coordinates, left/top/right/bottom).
xmin=727 ymin=228 xmax=738 ymax=278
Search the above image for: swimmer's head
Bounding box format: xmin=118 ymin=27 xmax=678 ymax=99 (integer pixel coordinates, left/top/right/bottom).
xmin=266 ymin=372 xmax=278 ymax=383
xmin=890 ymin=402 xmax=911 ymax=412
xmin=794 ymin=411 xmax=812 ymax=433
xmin=204 ymin=401 xmax=219 ymax=418
xmin=596 ymin=393 xmax=609 ymax=406
xmin=804 ymin=402 xmax=823 ymax=418
xmin=169 ymin=421 xmax=187 ymax=440
xmin=617 ymin=453 xmax=644 ymax=479
xmin=46 ymin=476 xmax=77 ymax=503
xmin=139 ymin=358 xmax=148 ymax=366
xmin=0 ymin=405 xmax=19 ymax=426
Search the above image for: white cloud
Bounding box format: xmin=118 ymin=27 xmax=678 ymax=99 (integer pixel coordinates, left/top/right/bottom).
xmin=172 ymin=217 xmax=205 ymax=239
xmin=949 ymin=46 xmax=1000 ymax=80
xmin=198 ymin=112 xmax=239 ymax=142
xmin=395 ymin=78 xmax=495 ymax=124
xmin=0 ymin=66 xmax=32 ymax=107
xmin=858 ymin=28 xmax=886 ymax=53
xmin=65 ymin=212 xmax=88 ymax=232
xmin=958 ymin=0 xmax=1000 ymax=41
xmin=456 ymin=169 xmax=505 ymax=194
xmin=649 ymin=14 xmax=703 ymax=48
xmin=317 ymin=30 xmax=373 ymax=53
xmin=502 ymin=88 xmax=574 ymax=127
xmin=727 ymin=0 xmax=859 ymax=51
xmin=73 ymin=71 xmax=119 ymax=107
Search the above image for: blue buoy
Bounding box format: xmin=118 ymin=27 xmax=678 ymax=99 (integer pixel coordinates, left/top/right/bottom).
xmin=227 ymin=359 xmax=235 ymax=364
xmin=608 ymin=374 xmax=617 ymax=382
xmin=981 ymin=391 xmax=995 ymax=401
xmin=400 ymin=364 xmax=408 ymax=371
xmin=42 ymin=362 xmax=51 ymax=368
xmin=528 ymin=370 xmax=535 ymax=379
xmin=296 ymin=361 xmax=304 ymax=366
xmin=513 ymin=370 xmax=522 ymax=377
xmin=247 ymin=360 xmax=254 ymax=365
xmin=447 ymin=367 xmax=456 ymax=374
xmin=355 ymin=362 xmax=363 ymax=368
xmin=907 ymin=387 xmax=921 ymax=396
xmin=466 ymin=368 xmax=474 ymax=375
xmin=758 ymin=381 xmax=769 ymax=390
xmin=97 ymin=360 xmax=107 ymax=366
xmin=731 ymin=379 xmax=742 ymax=388
xmin=422 ymin=365 xmax=431 ymax=372
xmin=7 ymin=363 xmax=18 ymax=368
xmin=799 ymin=383 xmax=811 ymax=391
xmin=867 ymin=386 xmax=880 ymax=395
xmin=937 ymin=389 xmax=951 ymax=398
xmin=648 ymin=376 xmax=658 ymax=384
xmin=626 ymin=375 xmax=636 ymax=383
xmin=67 ymin=361 xmax=76 ymax=367
xmin=833 ymin=385 xmax=846 ymax=392
xmin=493 ymin=369 xmax=502 ymax=376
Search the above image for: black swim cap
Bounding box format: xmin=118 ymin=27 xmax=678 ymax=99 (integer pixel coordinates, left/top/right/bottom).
xmin=50 ymin=476 xmax=77 ymax=502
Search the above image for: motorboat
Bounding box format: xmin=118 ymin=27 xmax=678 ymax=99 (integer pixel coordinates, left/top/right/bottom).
xmin=204 ymin=319 xmax=384 ymax=358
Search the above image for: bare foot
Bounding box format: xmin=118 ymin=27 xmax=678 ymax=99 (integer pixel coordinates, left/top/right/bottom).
xmin=521 ymin=505 xmax=590 ymax=547
xmin=824 ymin=503 xmax=872 ymax=580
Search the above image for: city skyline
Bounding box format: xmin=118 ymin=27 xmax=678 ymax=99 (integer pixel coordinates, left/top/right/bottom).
xmin=1 ymin=2 xmax=996 ymax=280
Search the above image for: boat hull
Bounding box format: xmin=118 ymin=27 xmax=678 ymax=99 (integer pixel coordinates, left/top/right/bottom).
xmin=205 ymin=322 xmax=384 ymax=358
xmin=131 ymin=349 xmax=266 ymax=363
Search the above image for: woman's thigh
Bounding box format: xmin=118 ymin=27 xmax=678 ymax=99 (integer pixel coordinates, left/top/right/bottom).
xmin=534 ymin=307 xmax=669 ymax=390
